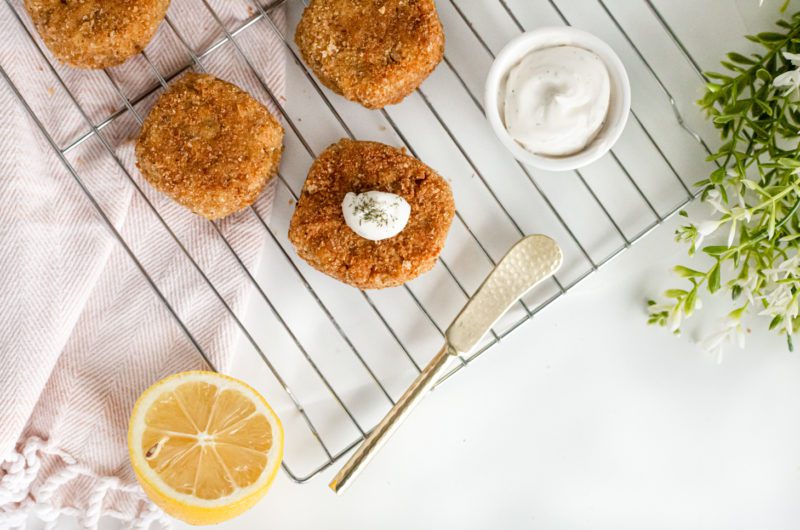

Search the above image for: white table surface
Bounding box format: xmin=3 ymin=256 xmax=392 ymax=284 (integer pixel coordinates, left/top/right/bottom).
xmin=37 ymin=1 xmax=800 ymax=529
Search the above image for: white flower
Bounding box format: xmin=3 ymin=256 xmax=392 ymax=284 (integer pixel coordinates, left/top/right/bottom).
xmin=694 ymin=218 xmax=723 ymax=247
xmin=759 ymin=285 xmax=798 ymax=333
xmin=757 ymin=253 xmax=800 ymax=335
xmin=733 ymin=273 xmax=758 ymax=304
xmin=730 ymin=205 xmax=752 ymax=223
xmin=783 ymin=52 xmax=800 ymax=67
xmin=773 ymin=69 xmax=800 ymax=93
xmin=763 ymin=253 xmax=800 ymax=280
xmin=699 ymin=317 xmax=746 ymax=363
xmin=727 ymin=220 xmax=737 ymax=247
xmin=773 ymin=53 xmax=800 ymax=94
xmin=706 ymin=189 xmax=728 ymax=214
xmin=667 ymin=306 xmax=682 ymax=333
xmin=697 ymin=219 xmax=723 ymax=236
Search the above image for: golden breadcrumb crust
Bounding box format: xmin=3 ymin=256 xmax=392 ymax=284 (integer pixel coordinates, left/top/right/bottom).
xmin=295 ymin=0 xmax=445 ymax=109
xmin=135 ymin=73 xmax=284 ymax=220
xmin=25 ymin=0 xmax=170 ymax=69
xmin=288 ymin=139 xmax=454 ymax=289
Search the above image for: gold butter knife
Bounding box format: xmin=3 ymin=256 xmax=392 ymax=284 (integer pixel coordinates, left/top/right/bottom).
xmin=329 ymin=234 xmax=563 ymax=494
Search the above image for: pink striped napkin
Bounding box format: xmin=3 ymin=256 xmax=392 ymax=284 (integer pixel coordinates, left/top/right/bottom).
xmin=0 ymin=0 xmax=286 ymax=527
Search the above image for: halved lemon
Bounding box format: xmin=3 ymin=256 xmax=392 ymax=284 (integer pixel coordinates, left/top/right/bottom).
xmin=128 ymin=371 xmax=284 ymax=525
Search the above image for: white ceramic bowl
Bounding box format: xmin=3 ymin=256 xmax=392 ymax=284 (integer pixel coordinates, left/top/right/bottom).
xmin=484 ymin=27 xmax=631 ymax=172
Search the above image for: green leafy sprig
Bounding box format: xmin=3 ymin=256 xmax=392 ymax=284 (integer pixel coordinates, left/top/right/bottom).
xmin=648 ymin=11 xmax=800 ymax=356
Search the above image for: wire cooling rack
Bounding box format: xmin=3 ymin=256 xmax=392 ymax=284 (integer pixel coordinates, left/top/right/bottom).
xmin=1 ymin=0 xmax=719 ymax=482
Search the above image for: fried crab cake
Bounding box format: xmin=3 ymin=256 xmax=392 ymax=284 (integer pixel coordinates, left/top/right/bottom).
xmin=288 ymin=139 xmax=455 ymax=289
xmin=136 ymin=73 xmax=284 ymax=220
xmin=25 ymin=0 xmax=170 ymax=69
xmin=294 ymin=0 xmax=445 ymax=109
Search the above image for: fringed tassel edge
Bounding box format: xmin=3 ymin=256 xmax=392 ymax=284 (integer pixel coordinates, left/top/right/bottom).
xmin=0 ymin=436 xmax=169 ymax=530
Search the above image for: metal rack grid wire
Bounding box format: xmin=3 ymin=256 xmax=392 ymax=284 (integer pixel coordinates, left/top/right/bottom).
xmin=0 ymin=0 xmax=718 ymax=482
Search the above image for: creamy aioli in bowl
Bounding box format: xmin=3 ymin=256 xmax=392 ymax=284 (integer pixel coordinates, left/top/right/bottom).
xmin=503 ymin=45 xmax=611 ymax=157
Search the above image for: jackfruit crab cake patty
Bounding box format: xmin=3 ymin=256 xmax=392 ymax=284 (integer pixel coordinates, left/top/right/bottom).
xmin=135 ymin=73 xmax=284 ymax=220
xmin=294 ymin=0 xmax=445 ymax=109
xmin=24 ymin=0 xmax=170 ymax=69
xmin=288 ymin=139 xmax=455 ymax=289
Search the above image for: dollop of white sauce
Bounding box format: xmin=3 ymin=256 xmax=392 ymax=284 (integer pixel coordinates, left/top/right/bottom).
xmin=503 ymin=45 xmax=611 ymax=157
xmin=342 ymin=191 xmax=411 ymax=241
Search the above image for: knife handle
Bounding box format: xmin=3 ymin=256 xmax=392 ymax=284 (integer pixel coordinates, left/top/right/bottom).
xmin=329 ymin=344 xmax=455 ymax=494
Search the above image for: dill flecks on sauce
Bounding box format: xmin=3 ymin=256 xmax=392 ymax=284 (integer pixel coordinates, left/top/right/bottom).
xmin=341 ymin=191 xmax=412 ymax=241
xmin=352 ymin=194 xmax=398 ymax=227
